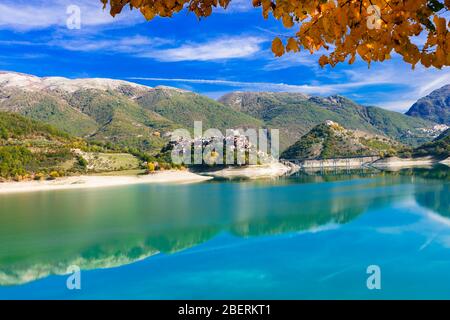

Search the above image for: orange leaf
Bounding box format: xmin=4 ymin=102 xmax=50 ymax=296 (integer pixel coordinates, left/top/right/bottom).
xmin=286 ymin=38 xmax=300 ymax=52
xmin=272 ymin=37 xmax=285 ymax=57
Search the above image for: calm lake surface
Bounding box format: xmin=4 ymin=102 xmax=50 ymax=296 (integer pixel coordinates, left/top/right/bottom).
xmin=0 ymin=166 xmax=449 ymax=299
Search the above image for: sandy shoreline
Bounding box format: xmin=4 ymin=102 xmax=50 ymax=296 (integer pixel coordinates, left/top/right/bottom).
xmin=0 ymin=171 xmax=213 ymax=195
xmin=0 ymin=157 xmax=447 ymax=194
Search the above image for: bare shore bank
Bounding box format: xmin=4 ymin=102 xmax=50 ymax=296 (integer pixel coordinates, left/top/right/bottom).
xmin=371 ymin=156 xmax=438 ymax=168
xmin=202 ymin=163 xmax=292 ymax=179
xmin=0 ymin=171 xmax=213 ymax=195
xmin=297 ymin=156 xmax=380 ymax=169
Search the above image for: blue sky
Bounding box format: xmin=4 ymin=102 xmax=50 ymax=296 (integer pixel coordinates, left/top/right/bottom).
xmin=0 ymin=0 xmax=449 ymax=112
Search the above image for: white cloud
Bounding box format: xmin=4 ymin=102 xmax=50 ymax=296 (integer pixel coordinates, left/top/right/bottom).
xmin=345 ymin=63 xmax=450 ymax=111
xmin=128 ymin=76 xmax=390 ymax=95
xmin=417 ymin=74 xmax=450 ymax=96
xmin=376 ymin=99 xmax=419 ymax=112
xmin=0 ymin=0 xmax=140 ymax=30
xmin=0 ymin=33 xmax=172 ymax=56
xmin=0 ymin=20 xmax=264 ymax=62
xmin=0 ymin=0 xmax=255 ymax=31
xmin=216 ymin=0 xmax=254 ymax=13
xmin=263 ymin=52 xmax=319 ymax=71
xmin=139 ymin=37 xmax=266 ymax=62
xmin=6 ymin=32 xmax=263 ymax=63
xmin=0 ymin=4 xmax=61 ymax=30
xmin=50 ymin=35 xmax=172 ymax=53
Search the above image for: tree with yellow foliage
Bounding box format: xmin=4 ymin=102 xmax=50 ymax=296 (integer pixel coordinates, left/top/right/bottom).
xmin=101 ymin=0 xmax=449 ymax=68
xmin=147 ymin=162 xmax=156 ymax=173
xmin=48 ymin=171 xmax=60 ymax=180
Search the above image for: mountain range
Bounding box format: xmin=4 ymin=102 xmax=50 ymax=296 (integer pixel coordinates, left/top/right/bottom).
xmin=0 ymin=72 xmax=261 ymax=154
xmin=406 ymin=85 xmax=450 ymax=125
xmin=0 ymin=71 xmax=448 ymax=158
xmin=219 ymin=91 xmax=444 ymax=150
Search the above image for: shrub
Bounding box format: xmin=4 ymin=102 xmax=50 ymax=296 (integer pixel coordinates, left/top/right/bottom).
xmin=77 ymin=156 xmax=88 ymax=168
xmin=147 ymin=162 xmax=156 ymax=173
xmin=34 ymin=173 xmax=45 ymax=181
xmin=48 ymin=171 xmax=60 ymax=180
xmin=0 ymin=146 xmax=34 ymax=178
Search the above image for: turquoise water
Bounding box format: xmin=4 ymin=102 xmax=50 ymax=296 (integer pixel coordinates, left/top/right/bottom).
xmin=0 ymin=167 xmax=449 ymax=299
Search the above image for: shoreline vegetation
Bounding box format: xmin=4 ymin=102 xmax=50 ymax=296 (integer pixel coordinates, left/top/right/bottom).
xmin=0 ymin=170 xmax=213 ymax=195
xmin=1 ymin=157 xmax=449 ymax=195
xmin=0 ymin=162 xmax=294 ymax=194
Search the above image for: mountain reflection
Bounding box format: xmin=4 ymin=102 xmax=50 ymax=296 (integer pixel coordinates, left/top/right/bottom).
xmin=408 ymin=165 xmax=450 ymax=218
xmin=0 ymin=168 xmax=436 ymax=285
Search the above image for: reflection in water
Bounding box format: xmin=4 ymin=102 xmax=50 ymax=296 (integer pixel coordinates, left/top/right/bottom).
xmin=415 ymin=182 xmax=450 ymax=218
xmin=0 ymin=166 xmax=448 ymax=286
xmin=407 ymin=165 xmax=450 ymax=218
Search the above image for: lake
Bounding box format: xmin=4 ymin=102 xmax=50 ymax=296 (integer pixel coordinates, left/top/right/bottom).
xmin=0 ymin=166 xmax=449 ymax=299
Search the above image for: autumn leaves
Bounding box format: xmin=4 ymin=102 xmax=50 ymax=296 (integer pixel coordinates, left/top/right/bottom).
xmin=102 ymin=0 xmax=449 ymax=68
xmin=269 ymin=0 xmax=449 ymax=68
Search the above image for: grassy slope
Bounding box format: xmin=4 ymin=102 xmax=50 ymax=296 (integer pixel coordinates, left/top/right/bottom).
xmin=0 ymin=112 xmax=78 ymax=178
xmin=365 ymin=106 xmax=437 ymax=146
xmin=0 ymin=89 xmax=98 ymax=136
xmin=0 ymin=111 xmax=71 ymax=141
xmin=281 ymin=122 xmax=403 ymax=160
xmin=67 ymin=90 xmax=178 ymax=154
xmin=0 ymin=111 xmax=143 ymax=178
xmin=79 ymin=151 xmax=141 ymax=172
xmin=137 ymin=89 xmax=264 ymax=132
xmin=413 ymin=129 xmax=450 ymax=159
